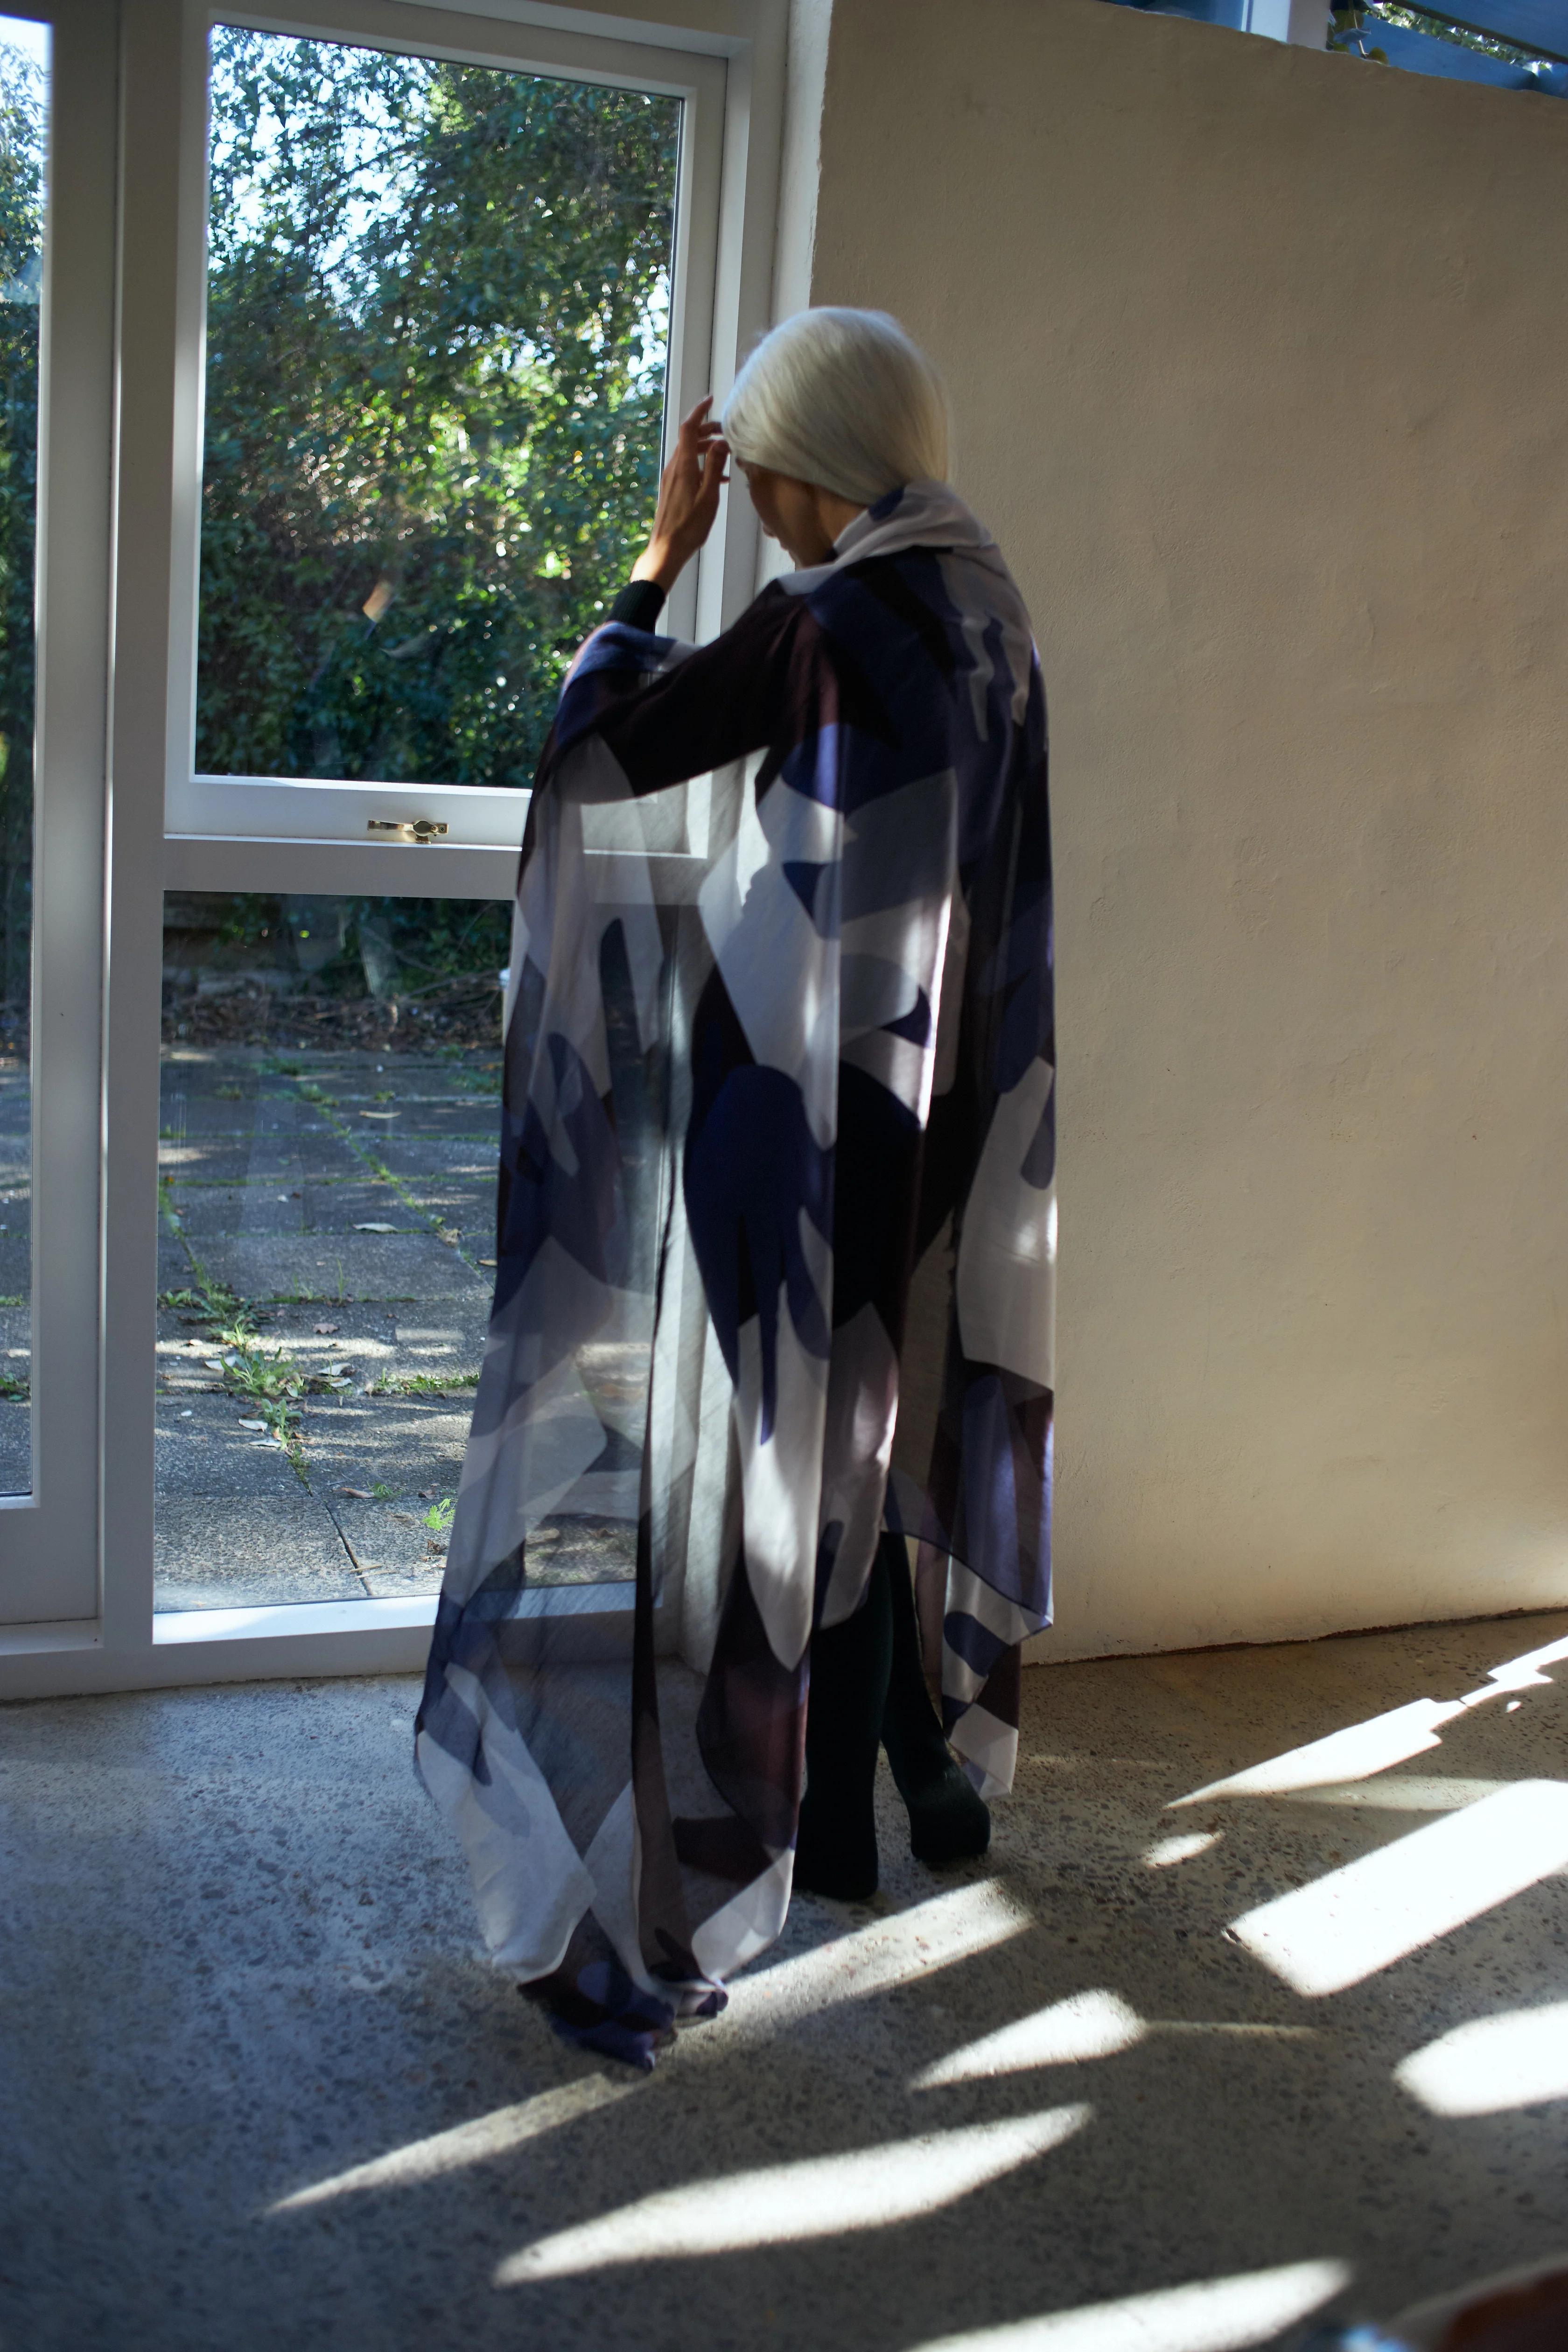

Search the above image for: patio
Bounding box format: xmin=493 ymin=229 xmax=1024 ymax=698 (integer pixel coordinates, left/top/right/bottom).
xmin=154 ymin=1042 xmax=498 ymax=1611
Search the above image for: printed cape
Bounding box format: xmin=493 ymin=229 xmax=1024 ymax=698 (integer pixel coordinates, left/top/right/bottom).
xmin=416 ymin=480 xmax=1055 ymax=2034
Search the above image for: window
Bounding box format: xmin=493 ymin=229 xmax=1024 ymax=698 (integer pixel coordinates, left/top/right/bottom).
xmin=0 ymin=0 xmax=783 ymax=1692
xmin=168 ymin=7 xmax=731 ymax=854
xmin=1099 ymin=0 xmax=1568 ymax=89
xmin=0 ymin=13 xmax=46 ymax=1496
xmin=196 ymin=32 xmax=681 ymax=795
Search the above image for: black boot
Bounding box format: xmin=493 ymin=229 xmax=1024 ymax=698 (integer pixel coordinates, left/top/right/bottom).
xmin=879 ymin=1533 xmax=990 ymax=1867
xmin=794 ymin=1548 xmax=893 ymax=1901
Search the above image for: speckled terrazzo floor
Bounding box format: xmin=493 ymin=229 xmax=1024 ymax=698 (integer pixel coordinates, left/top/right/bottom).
xmin=3 ymin=1611 xmax=1567 ymax=2351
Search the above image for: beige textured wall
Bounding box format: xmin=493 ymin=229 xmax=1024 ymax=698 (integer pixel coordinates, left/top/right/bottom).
xmin=809 ymin=0 xmax=1568 ymax=1658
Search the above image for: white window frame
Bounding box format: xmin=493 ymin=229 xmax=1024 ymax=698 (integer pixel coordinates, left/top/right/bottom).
xmin=0 ymin=0 xmax=787 ymax=1698
xmin=0 ymin=0 xmax=118 ymax=1633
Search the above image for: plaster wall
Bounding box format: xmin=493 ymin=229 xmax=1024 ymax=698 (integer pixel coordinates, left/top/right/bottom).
xmin=808 ymin=0 xmax=1568 ymax=1659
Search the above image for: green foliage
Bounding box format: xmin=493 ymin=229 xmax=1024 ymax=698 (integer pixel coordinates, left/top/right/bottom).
xmin=205 ymin=889 xmax=510 ymax=998
xmin=197 ymin=29 xmax=678 ymax=788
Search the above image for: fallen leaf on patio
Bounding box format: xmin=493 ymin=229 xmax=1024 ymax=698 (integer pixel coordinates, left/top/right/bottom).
xmin=314 ymin=1323 xmax=340 ymax=1335
xmin=338 ymin=1486 xmax=372 ymax=1498
xmin=480 ymin=1258 xmax=497 ymax=1267
xmin=236 ymin=1417 xmax=266 ymax=1431
xmin=353 ymin=1222 xmax=397 ymax=1233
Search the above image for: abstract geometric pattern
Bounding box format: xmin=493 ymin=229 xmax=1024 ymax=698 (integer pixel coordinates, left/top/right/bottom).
xmin=417 ymin=482 xmax=1055 ymax=2056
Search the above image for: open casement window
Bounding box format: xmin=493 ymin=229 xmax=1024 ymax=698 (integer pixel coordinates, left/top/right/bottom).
xmin=0 ymin=0 xmax=783 ymax=1693
xmin=168 ymin=0 xmax=734 ymax=887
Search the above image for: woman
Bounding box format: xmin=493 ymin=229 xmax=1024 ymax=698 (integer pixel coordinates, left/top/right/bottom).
xmin=417 ymin=309 xmax=1055 ymax=2071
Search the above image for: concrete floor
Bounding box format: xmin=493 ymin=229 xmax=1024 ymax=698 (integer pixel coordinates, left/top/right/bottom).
xmin=3 ymin=1611 xmax=1567 ymax=2351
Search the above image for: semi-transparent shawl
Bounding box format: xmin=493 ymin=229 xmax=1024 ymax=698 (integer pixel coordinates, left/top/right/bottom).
xmin=416 ymin=481 xmax=1055 ymax=2022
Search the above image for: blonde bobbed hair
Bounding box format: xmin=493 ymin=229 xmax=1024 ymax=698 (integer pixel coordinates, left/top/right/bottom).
xmin=720 ymin=308 xmax=949 ymax=509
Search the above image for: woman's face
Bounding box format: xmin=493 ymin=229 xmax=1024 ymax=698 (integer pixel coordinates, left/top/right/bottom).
xmin=737 ymin=462 xmax=839 ymax=567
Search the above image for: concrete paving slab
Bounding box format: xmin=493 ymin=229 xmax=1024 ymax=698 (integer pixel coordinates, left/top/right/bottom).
xmin=378 ymin=1138 xmax=497 ymax=1181
xmin=385 ymin=1176 xmax=493 ymax=1223
xmin=249 ymin=1304 xmax=402 ymax=1366
xmin=163 ymin=1186 xmax=309 ymax=1240
xmin=153 ymin=1491 xmax=366 ymax=1610
xmin=160 ymin=1093 xmax=305 ymax=1139
xmin=357 ymin=1558 xmax=446 ymax=1599
xmin=290 ymin=1133 xmax=371 ymax=1181
xmin=158 ymin=1142 xmax=305 ymax=1186
xmin=0 ymin=1235 xmax=30 ymax=1294
xmin=199 ymin=1231 xmax=486 ymax=1305
xmin=156 ymin=1239 xmax=203 ymax=1299
xmin=299 ymin=1181 xmax=425 ymax=1234
xmin=0 ymin=1397 xmax=28 ymax=1492
xmin=364 ymin=1102 xmax=500 ymax=1141
xmin=154 ymin=1399 xmax=306 ymax=1498
xmin=388 ymin=1310 xmax=490 ymax=1375
xmin=300 ymin=1395 xmax=471 ymax=1493
xmin=333 ymin=1494 xmax=447 ymax=1595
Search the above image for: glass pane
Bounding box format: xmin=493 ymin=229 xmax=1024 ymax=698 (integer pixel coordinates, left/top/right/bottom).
xmin=0 ymin=16 xmax=47 ymax=1497
xmin=156 ymin=891 xmax=506 ymax=1610
xmin=196 ymin=27 xmax=679 ymax=789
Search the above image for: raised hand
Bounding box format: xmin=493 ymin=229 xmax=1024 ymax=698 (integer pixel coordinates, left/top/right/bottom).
xmin=630 ymin=397 xmax=729 ymax=594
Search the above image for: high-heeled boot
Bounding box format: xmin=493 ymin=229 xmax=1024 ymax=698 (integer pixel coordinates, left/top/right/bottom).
xmin=793 ymin=1547 xmax=893 ymax=1901
xmin=878 ymin=1533 xmax=991 ymax=1866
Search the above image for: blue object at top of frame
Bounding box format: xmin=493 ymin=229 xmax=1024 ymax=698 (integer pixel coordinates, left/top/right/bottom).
xmin=1104 ymin=0 xmax=1568 ymax=87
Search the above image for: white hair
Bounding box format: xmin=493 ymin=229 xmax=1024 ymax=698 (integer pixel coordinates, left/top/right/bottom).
xmin=720 ymin=308 xmax=949 ymax=508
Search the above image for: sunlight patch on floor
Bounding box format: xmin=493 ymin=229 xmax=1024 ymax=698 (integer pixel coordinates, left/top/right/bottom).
xmin=1172 ymin=1698 xmax=1466 ymax=1807
xmin=1144 ymin=1831 xmax=1221 ymax=1866
xmin=907 ymin=2258 xmax=1350 ymax=2350
xmin=914 ymin=1992 xmax=1145 ymax=2086
xmin=1232 ymin=1779 xmax=1568 ymax=1996
xmin=731 ymin=1880 xmax=1032 ymax=2028
xmin=914 ymin=1994 xmax=1316 ymax=2088
xmin=1277 ymin=1776 xmax=1508 ymax=1813
xmin=1173 ymin=1631 xmax=1568 ymax=1810
xmin=1395 ymin=1999 xmax=1568 ymax=2116
xmin=266 ymin=2075 xmax=635 ymax=2212
xmin=494 ymin=2105 xmax=1090 ymax=2282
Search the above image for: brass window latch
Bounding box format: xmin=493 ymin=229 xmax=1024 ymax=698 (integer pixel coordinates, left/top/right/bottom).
xmin=367 ymin=818 xmax=448 ymax=846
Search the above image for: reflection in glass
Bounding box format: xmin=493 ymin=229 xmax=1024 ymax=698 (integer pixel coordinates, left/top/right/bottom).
xmin=196 ymin=27 xmax=680 ymax=789
xmin=0 ymin=16 xmax=46 ymax=1496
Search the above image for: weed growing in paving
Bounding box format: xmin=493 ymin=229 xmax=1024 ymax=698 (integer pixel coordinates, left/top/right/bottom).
xmin=158 ymin=1255 xmax=354 ymax=1469
xmin=368 ymin=1370 xmax=480 ymax=1398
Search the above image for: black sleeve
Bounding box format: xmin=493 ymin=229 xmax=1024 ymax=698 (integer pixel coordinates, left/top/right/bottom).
xmin=608 ymin=579 xmax=667 ymax=631
xmin=591 ymin=583 xmax=816 ymax=797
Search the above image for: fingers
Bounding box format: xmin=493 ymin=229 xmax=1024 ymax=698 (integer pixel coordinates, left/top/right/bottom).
xmin=677 ymin=396 xmax=725 ymax=459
